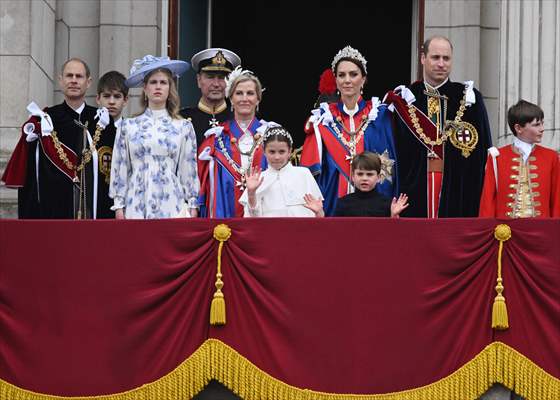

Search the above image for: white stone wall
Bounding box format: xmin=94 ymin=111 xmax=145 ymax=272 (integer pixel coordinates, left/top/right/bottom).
xmin=424 ymin=0 xmax=501 ymax=142
xmin=424 ymin=0 xmax=560 ymax=152
xmin=0 ymin=0 xmax=56 ymax=217
xmin=53 ymin=0 xmax=163 ymax=113
xmin=498 ymin=0 xmax=560 ymax=150
xmin=0 ymin=0 xmax=164 ymax=218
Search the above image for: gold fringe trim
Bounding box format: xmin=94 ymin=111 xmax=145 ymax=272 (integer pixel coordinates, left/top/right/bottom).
xmin=2 ymin=341 xmax=558 ymax=400
xmin=0 ymin=341 xmax=211 ymax=400
xmin=492 ymin=224 xmax=511 ymax=330
xmin=210 ymin=224 xmax=231 ymax=325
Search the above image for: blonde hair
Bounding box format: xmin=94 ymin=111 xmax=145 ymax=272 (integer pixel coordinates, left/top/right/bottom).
xmin=136 ymin=68 xmax=182 ymax=119
xmin=228 ymin=74 xmax=263 ymax=101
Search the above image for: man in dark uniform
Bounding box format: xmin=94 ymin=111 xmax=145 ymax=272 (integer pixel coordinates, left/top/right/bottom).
xmin=180 ymin=48 xmax=241 ymax=147
xmin=1 ymin=58 xmax=115 ymax=219
xmin=386 ymin=35 xmax=492 ymax=218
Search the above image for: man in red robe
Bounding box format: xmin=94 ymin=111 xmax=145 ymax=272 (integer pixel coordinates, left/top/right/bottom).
xmin=479 ymin=100 xmax=559 ymax=218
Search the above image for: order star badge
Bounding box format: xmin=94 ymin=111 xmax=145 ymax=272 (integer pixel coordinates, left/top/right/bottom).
xmin=378 ymin=149 xmax=395 ymax=184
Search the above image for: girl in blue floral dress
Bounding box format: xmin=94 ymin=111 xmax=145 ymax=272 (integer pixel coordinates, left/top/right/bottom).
xmin=109 ymin=56 xmax=199 ymax=219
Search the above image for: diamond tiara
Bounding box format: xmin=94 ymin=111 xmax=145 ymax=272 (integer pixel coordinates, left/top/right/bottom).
xmin=263 ymin=126 xmax=293 ymax=146
xmin=331 ymin=45 xmax=367 ymax=74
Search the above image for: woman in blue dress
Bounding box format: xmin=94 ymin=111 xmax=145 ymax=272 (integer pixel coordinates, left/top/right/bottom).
xmin=109 ymin=55 xmax=199 ymax=219
xmin=301 ymin=46 xmax=399 ymax=216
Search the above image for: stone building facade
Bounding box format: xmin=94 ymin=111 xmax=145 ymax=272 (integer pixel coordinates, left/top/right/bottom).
xmin=1 ymin=0 xmax=559 ymax=219
xmin=0 ymin=2 xmax=556 ymax=398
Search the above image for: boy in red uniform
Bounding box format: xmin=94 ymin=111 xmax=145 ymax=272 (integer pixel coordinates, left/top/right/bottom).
xmin=479 ymin=100 xmax=559 ymax=218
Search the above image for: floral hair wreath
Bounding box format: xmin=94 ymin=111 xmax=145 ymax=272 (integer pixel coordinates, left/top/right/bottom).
xmin=225 ymin=66 xmax=255 ymax=98
xmin=331 ymin=45 xmax=368 ymax=74
xmin=262 ymin=125 xmax=293 ymax=147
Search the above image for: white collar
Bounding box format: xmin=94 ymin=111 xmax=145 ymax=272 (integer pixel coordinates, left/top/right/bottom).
xmin=343 ymin=103 xmax=359 ymax=116
xmin=147 ymin=108 xmax=168 ymax=119
xmin=513 ymin=136 xmax=534 ymax=162
xmin=269 ymin=162 xmax=293 ymax=175
xmin=72 ymin=102 xmax=86 ymax=115
xmin=114 ymin=117 xmax=122 ymax=126
xmin=256 ymin=162 xmax=294 ymax=195
xmin=424 ymin=78 xmax=449 ymax=91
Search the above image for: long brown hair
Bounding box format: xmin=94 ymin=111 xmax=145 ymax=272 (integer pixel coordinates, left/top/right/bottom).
xmin=136 ymin=68 xmax=182 ymax=119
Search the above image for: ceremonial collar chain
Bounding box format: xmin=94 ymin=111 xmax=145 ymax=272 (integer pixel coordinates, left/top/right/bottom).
xmin=232 ymin=122 xmax=262 ymax=156
xmin=407 ymin=85 xmax=469 ymax=147
xmin=51 ymin=122 xmax=104 ymax=173
xmin=216 ymin=130 xmax=263 ymax=186
xmin=329 ymin=114 xmax=370 ymax=160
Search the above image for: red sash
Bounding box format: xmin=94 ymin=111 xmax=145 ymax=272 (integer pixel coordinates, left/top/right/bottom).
xmin=385 ymin=91 xmax=443 ymax=159
xmin=1 ymin=114 xmax=78 ymax=187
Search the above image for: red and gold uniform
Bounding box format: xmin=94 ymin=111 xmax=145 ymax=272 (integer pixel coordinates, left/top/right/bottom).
xmin=479 ymin=144 xmax=560 ymax=218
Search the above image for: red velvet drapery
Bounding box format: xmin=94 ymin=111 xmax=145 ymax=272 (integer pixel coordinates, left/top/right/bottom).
xmin=0 ymin=218 xmax=558 ymax=397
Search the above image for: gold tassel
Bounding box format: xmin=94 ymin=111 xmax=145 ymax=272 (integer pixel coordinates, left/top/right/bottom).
xmin=492 ymin=224 xmax=511 ymax=330
xmin=210 ymin=224 xmax=231 ymax=326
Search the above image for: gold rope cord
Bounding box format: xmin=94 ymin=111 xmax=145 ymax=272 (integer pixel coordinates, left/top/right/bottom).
xmin=492 ymin=224 xmax=512 ymax=330
xmin=210 ymin=224 xmax=232 ymax=325
xmin=1 ymin=340 xmax=558 ymax=400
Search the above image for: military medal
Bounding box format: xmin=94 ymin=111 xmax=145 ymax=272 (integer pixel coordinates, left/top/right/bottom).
xmin=209 ymin=115 xmax=219 ymax=127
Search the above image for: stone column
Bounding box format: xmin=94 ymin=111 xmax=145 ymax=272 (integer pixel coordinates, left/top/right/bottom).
xmin=498 ymin=0 xmax=560 ymax=150
xmin=54 ymin=0 xmax=100 ymax=105
xmin=0 ymin=0 xmax=56 ymax=217
xmin=99 ymin=0 xmax=163 ymax=116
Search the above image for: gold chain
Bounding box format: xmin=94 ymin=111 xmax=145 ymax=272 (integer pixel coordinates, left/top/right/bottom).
xmin=232 ymin=125 xmax=262 ymax=157
xmin=330 ymin=116 xmax=369 ymax=157
xmin=77 ymin=125 xmax=103 ymax=171
xmin=407 ymin=87 xmax=468 ymax=147
xmin=217 ymin=133 xmax=262 ymax=177
xmin=50 ymin=125 xmax=103 ymax=172
xmin=50 ymin=130 xmax=75 ymax=170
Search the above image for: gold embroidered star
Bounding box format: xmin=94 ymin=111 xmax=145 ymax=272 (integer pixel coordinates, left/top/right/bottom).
xmin=378 ymin=149 xmax=395 ymax=184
